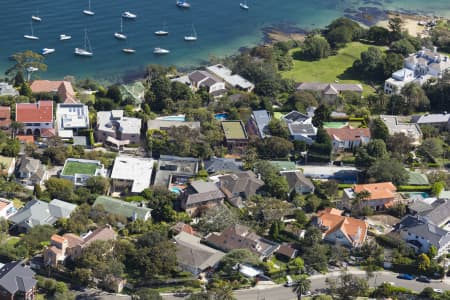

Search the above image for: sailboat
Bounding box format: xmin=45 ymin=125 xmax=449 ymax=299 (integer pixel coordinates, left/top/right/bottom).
xmin=60 ymin=34 xmax=72 ymax=41
xmin=122 ymin=11 xmax=137 ymax=19
xmin=240 ymin=0 xmax=249 ymax=9
xmin=184 ymin=24 xmax=197 ymax=41
xmin=75 ymin=29 xmax=93 ymax=56
xmin=155 ymin=23 xmax=169 ymax=36
xmin=153 ymin=47 xmax=170 ymax=54
xmin=41 ymin=48 xmax=55 ymax=55
xmin=176 ymin=0 xmax=191 ymax=8
xmin=122 ymin=47 xmax=136 ymax=54
xmin=31 ymin=11 xmax=42 ymax=22
xmin=83 ymin=0 xmax=95 ymax=16
xmin=24 ymin=21 xmax=39 ymax=40
xmin=114 ymin=18 xmax=127 ymax=40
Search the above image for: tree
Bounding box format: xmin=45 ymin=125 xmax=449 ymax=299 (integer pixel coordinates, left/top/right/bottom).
xmin=367 ymin=26 xmax=390 ymax=45
xmin=302 ymin=35 xmax=331 ymax=60
xmin=386 ymin=133 xmax=413 ymax=158
xmin=85 ymin=176 xmax=110 ymax=195
xmin=2 ymin=139 xmax=20 ymax=157
xmin=209 ymin=281 xmax=236 ymax=300
xmin=354 ymin=47 xmax=384 ymax=79
xmin=431 ymin=181 xmax=445 ymax=196
xmin=268 ymin=118 xmax=289 ymax=139
xmin=320 ymin=180 xmax=339 ymax=201
xmin=255 ymin=136 xmax=294 ymax=159
xmin=417 ymin=253 xmax=431 ymax=273
xmin=285 ymin=91 xmax=318 ymax=112
xmin=308 ymin=128 xmax=332 ymax=162
xmin=133 ymin=288 xmax=163 ymax=300
xmin=388 ymin=17 xmax=403 ymax=42
xmin=6 ymin=50 xmax=48 ymax=79
xmin=390 ymin=38 xmax=416 ymax=56
xmin=312 ymin=104 xmax=331 ymax=127
xmin=45 ymin=178 xmax=75 ymax=202
xmin=367 ymin=158 xmax=408 ymax=186
xmin=428 ymin=245 xmax=438 ymax=259
xmin=370 ymin=118 xmax=389 ymax=142
xmin=353 ymin=190 xmax=371 ymax=212
xmin=326 ymin=272 xmax=369 ymax=300
xmin=366 ymin=139 xmax=388 ymax=159
xmin=383 ymin=52 xmax=404 ymax=78
xmin=401 ymin=83 xmax=429 ymax=113
xmin=149 ymin=76 xmax=171 ymax=111
xmin=20 ymin=225 xmax=56 ymax=255
xmin=293 ymin=275 xmax=311 ymax=300
xmin=419 ymin=138 xmax=444 ymax=159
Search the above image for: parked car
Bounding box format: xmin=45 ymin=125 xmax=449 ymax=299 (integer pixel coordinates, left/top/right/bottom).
xmin=285 ymin=275 xmax=294 ymax=287
xmin=398 ymin=273 xmax=415 ymax=280
xmin=416 ymin=275 xmax=431 ymax=283
xmin=433 ymin=288 xmax=444 ymax=294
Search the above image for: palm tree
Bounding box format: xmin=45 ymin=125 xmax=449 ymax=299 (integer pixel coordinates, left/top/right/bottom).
xmin=10 ymin=121 xmax=24 ymax=138
xmin=352 ymin=190 xmax=371 ymax=212
xmin=293 ymin=275 xmax=311 ymax=300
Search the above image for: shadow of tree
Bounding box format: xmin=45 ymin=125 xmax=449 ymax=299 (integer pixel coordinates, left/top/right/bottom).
xmin=292 ymin=49 xmax=320 ymax=62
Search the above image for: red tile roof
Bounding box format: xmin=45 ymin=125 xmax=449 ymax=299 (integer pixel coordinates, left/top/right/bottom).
xmin=325 ymin=126 xmax=371 ymax=142
xmin=30 ymin=80 xmax=78 ymax=104
xmin=0 ymin=106 xmax=11 ymax=128
xmin=16 ymin=101 xmax=53 ymax=123
xmin=353 ymin=182 xmax=396 ymax=201
xmin=16 ymin=135 xmax=35 ymax=144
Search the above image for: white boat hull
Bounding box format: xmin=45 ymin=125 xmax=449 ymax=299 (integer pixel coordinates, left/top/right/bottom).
xmin=154 ymin=48 xmax=170 ymax=54
xmin=83 ymin=10 xmax=95 ymax=16
xmin=31 ymin=16 xmax=42 ymax=22
xmin=114 ymin=32 xmax=127 ymax=40
xmin=60 ymin=34 xmax=72 ymax=40
xmin=240 ymin=3 xmax=249 ymax=9
xmin=24 ymin=35 xmax=39 ymax=40
xmin=176 ymin=1 xmax=191 ymax=8
xmin=122 ymin=12 xmax=137 ymax=19
xmin=122 ymin=48 xmax=136 ymax=53
xmin=75 ymin=48 xmax=93 ymax=56
xmin=155 ymin=31 xmax=169 ymax=36
xmin=184 ymin=36 xmax=197 ymax=41
xmin=41 ymin=48 xmax=55 ymax=55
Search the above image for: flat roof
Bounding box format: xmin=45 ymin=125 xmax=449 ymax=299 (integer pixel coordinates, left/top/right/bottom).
xmin=110 ymin=156 xmax=154 ymax=193
xmin=62 ymin=159 xmax=102 ymax=176
xmin=222 ymin=120 xmax=247 ymax=140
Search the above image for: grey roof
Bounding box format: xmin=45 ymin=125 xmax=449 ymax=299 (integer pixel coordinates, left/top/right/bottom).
xmin=186 ymin=190 xmax=225 ymax=206
xmin=190 ymin=181 xmax=219 ymax=193
xmin=174 ymin=232 xmax=225 ymax=273
xmin=204 ymin=157 xmax=242 ymax=174
xmin=296 ymin=82 xmax=363 ymax=93
xmin=9 ymin=199 xmax=76 ymax=230
xmin=283 ymin=111 xmax=309 ymax=123
xmin=200 ymin=77 xmax=219 ymax=88
xmin=408 ymin=199 xmax=433 ymax=214
xmin=218 ymin=171 xmax=264 ymax=199
xmin=398 ymin=215 xmax=450 ymax=250
xmin=288 ymin=123 xmax=316 ymax=135
xmin=252 ymin=110 xmax=271 ymax=138
xmin=0 ymin=261 xmax=36 ymax=295
xmin=18 ymin=157 xmax=41 ymax=174
xmin=414 ymin=113 xmax=450 ymax=124
xmin=94 ymin=196 xmax=152 ymax=221
xmin=147 ymin=120 xmax=201 ymax=131
xmin=281 ymin=171 xmax=314 ymax=191
xmin=422 ymin=199 xmax=450 ymax=227
xmin=188 ymin=70 xmax=208 ymax=82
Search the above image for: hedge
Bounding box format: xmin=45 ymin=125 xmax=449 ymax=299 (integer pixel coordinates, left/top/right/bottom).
xmin=397 ymin=185 xmax=432 ymax=192
xmin=348 ymin=117 xmax=365 ymax=121
xmin=338 ymin=184 xmax=353 ymax=189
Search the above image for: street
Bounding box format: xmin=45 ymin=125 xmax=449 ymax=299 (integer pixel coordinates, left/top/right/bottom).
xmin=162 ymin=270 xmax=450 ymax=300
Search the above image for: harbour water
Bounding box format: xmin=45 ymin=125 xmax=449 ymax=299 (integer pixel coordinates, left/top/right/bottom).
xmin=1 ymin=0 xmax=449 ymax=81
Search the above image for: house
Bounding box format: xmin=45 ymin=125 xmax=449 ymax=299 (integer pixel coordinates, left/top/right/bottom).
xmin=204 ymin=157 xmax=242 ymax=174
xmin=9 ymin=199 xmax=77 ymax=232
xmin=44 ymin=225 xmax=117 ymax=267
xmin=275 ymin=244 xmax=298 ymax=260
xmin=60 ymin=158 xmax=106 ymax=186
xmin=0 ymin=107 xmax=11 ymax=130
xmin=397 ymin=215 xmax=450 ymax=257
xmin=281 ymin=171 xmax=315 ymax=195
xmin=16 ymin=136 xmax=34 ymax=144
xmin=325 ymin=126 xmax=371 ymax=151
xmin=204 ymin=224 xmax=279 ymax=259
xmin=313 ymin=208 xmax=368 ymax=248
xmin=380 ymin=115 xmax=422 ymax=145
xmin=15 ymin=101 xmax=54 ymax=137
xmin=221 ymin=121 xmax=248 ymax=153
xmin=153 ymin=155 xmax=199 ymax=188
xmin=29 ymin=80 xmax=78 ymax=103
xmin=412 ymin=113 xmax=450 ymax=131
xmin=296 ymin=82 xmax=363 ymax=102
xmin=418 ymin=199 xmax=450 ymax=227
xmin=283 ymin=111 xmax=311 ymax=124
xmin=187 ymin=70 xmax=227 ymax=97
xmin=218 ymin=171 xmax=264 ymax=207
xmin=110 ymin=155 xmax=154 ymax=194
xmin=282 ymin=111 xmax=317 ymax=144
xmin=0 ymin=198 xmax=16 ymax=220
xmin=343 ymin=182 xmax=397 ymax=211
xmin=96 ymin=110 xmax=141 ymax=149
xmin=147 ymin=119 xmax=201 ymax=132
xmin=384 ymin=47 xmax=450 ymax=94
xmin=0 ymin=156 xmax=16 ymax=177
xmin=0 ymin=261 xmax=37 ymax=300
xmin=56 ymin=103 xmax=89 ymax=138
xmin=0 ymin=82 xmax=18 ymax=97
xmin=93 ymin=196 xmax=152 ymax=221
xmin=173 ymin=232 xmax=225 ymax=276
xmin=16 ymin=157 xmax=48 ymax=186
xmin=181 ymin=181 xmax=225 ymax=217
xmin=247 ymin=110 xmax=270 ymax=138
xmin=206 ymin=64 xmax=254 ymax=92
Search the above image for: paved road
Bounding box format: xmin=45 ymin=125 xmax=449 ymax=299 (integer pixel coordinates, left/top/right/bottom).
xmin=162 ymin=270 xmax=450 ymax=300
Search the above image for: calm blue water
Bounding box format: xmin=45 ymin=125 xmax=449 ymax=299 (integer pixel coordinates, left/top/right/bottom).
xmin=2 ymin=0 xmax=450 ymax=81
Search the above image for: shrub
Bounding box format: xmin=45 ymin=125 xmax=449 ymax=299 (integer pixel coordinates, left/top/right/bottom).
xmin=397 ymin=185 xmax=432 ymax=192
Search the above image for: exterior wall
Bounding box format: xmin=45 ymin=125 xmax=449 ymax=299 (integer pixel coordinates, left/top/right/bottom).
xmin=400 ymin=229 xmax=431 ymax=253
xmin=324 ymin=229 xmax=352 ymax=247
xmin=295 ymin=184 xmax=314 ymax=194
xmin=22 ymin=122 xmax=53 ymax=136
xmin=209 ymin=82 xmax=226 ymax=94
xmin=292 ymin=134 xmax=314 ymax=145
xmin=120 ymin=132 xmax=140 ymax=144
xmin=0 ymin=200 xmax=14 ymax=219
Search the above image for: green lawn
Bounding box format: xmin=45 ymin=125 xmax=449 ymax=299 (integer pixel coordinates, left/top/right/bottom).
xmin=281 ymin=42 xmax=384 ymax=96
xmin=62 ymin=161 xmax=98 ymax=176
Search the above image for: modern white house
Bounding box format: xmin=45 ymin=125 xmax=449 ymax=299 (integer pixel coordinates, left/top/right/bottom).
xmin=96 ymin=110 xmax=142 ymax=149
xmin=384 ymin=47 xmax=450 ymax=94
xmin=380 ymin=115 xmax=422 ymax=145
xmin=60 ymin=158 xmax=106 ymax=186
xmin=0 ymin=198 xmax=16 ymax=219
xmin=110 ymin=155 xmax=154 ymax=194
xmin=56 ymin=103 xmax=90 ymax=139
xmin=206 ymin=64 xmax=255 ymax=92
xmin=0 ymin=82 xmax=18 ymax=96
xmin=282 ymin=111 xmax=317 ymax=144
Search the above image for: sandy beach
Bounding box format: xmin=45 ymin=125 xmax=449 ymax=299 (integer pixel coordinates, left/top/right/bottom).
xmin=376 ymin=11 xmax=437 ymax=38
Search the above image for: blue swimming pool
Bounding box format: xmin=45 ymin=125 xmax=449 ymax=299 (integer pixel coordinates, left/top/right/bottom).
xmin=406 ymin=192 xmax=430 ymax=199
xmin=215 ymin=113 xmax=229 ymax=121
xmin=170 ymin=187 xmax=183 ymax=194
xmin=157 ymin=115 xmax=186 ymax=122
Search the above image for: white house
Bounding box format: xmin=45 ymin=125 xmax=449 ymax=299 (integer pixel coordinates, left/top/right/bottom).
xmin=206 ymin=64 xmax=255 ymax=92
xmin=0 ymin=198 xmax=16 ymax=219
xmin=110 ymin=155 xmax=154 ymax=194
xmin=56 ymin=103 xmax=89 ymax=138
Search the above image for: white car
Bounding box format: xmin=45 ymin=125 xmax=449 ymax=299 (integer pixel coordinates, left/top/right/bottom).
xmin=433 ymin=288 xmax=444 ymax=294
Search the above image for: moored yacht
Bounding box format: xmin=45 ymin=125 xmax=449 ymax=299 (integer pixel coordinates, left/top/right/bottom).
xmin=153 ymin=47 xmax=170 ymax=54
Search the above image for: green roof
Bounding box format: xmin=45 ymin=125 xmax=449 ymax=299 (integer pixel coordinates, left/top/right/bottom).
xmin=273 ymin=112 xmax=286 ymax=120
xmin=407 ymin=171 xmax=430 ymax=185
xmin=62 ymin=161 xmax=99 ymax=176
xmin=270 ymin=161 xmax=297 ymax=171
xmin=222 ymin=121 xmax=247 ymax=140
xmin=323 ymin=122 xmax=348 ymax=129
xmin=94 ymin=196 xmax=152 ymax=221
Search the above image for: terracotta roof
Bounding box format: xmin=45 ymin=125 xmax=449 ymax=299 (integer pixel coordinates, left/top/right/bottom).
xmin=0 ymin=106 xmax=11 ymax=127
xmin=82 ymin=225 xmax=117 ymax=246
xmin=16 ymin=101 xmax=53 ymax=123
xmin=41 ymin=128 xmax=56 ymax=138
xmin=51 ymin=234 xmax=66 ymax=245
xmin=325 ymin=126 xmax=371 ymax=142
xmin=353 ymin=182 xmax=396 ymax=201
xmin=317 ymin=208 xmax=368 ymax=246
xmin=16 ymin=135 xmax=35 ymax=144
xmin=276 ymin=244 xmax=297 ymax=258
xmin=30 ymin=80 xmax=62 ymax=93
xmin=172 ymin=222 xmax=195 ymax=235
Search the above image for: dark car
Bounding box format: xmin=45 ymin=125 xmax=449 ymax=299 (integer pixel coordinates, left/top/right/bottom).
xmin=398 ymin=273 xmax=415 ymax=280
xmin=417 ymin=275 xmax=431 ymax=283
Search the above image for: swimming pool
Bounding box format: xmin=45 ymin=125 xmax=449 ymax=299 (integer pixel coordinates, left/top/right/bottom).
xmin=170 ymin=187 xmax=183 ymax=194
xmin=405 ymin=192 xmax=430 ymax=200
xmin=215 ymin=113 xmax=229 ymax=121
xmin=156 ymin=115 xmax=186 ymax=122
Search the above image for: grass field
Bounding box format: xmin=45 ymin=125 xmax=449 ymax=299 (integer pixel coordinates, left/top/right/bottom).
xmin=62 ymin=161 xmax=99 ymax=176
xmin=281 ymin=42 xmax=384 ymax=95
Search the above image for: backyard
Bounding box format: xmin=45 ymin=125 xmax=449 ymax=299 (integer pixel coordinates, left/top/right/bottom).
xmin=62 ymin=161 xmax=99 ymax=176
xmin=281 ymin=42 xmax=385 ymax=96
